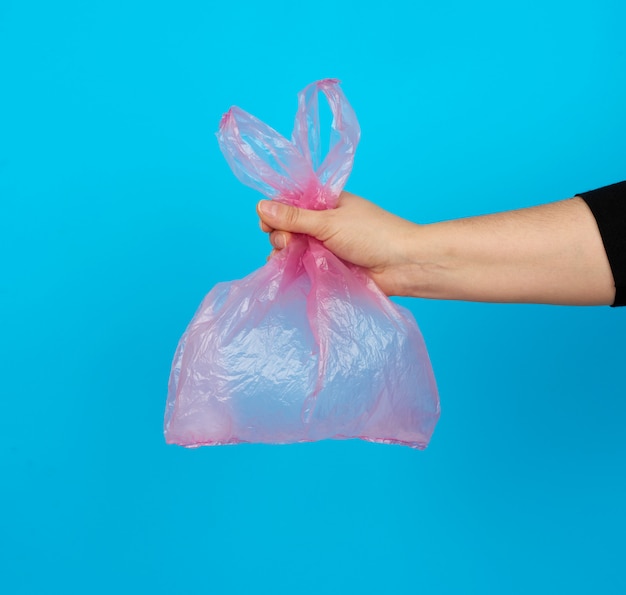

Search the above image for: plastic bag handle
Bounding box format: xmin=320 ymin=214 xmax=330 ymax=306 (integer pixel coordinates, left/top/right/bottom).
xmin=292 ymin=79 xmax=361 ymax=207
xmin=216 ymin=79 xmax=360 ymax=209
xmin=217 ymin=107 xmax=313 ymax=201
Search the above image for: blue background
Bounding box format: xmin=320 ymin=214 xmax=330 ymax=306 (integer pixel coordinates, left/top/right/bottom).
xmin=1 ymin=1 xmax=625 ymax=593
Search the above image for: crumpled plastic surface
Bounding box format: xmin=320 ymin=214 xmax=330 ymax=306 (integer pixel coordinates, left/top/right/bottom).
xmin=164 ymin=79 xmax=439 ymax=449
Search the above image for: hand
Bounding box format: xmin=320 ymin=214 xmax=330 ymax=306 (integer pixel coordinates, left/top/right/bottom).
xmin=256 ymin=192 xmax=422 ymax=296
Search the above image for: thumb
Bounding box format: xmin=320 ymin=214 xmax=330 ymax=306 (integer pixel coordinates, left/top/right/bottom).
xmin=257 ymin=200 xmax=325 ymax=237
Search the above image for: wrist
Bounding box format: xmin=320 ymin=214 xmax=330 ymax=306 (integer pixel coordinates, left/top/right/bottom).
xmin=385 ymin=222 xmax=453 ymax=298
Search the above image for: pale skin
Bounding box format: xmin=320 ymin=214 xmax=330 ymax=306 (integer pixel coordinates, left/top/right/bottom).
xmin=257 ymin=192 xmax=616 ymax=306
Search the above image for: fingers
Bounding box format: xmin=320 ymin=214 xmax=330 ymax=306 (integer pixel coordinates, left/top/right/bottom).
xmin=259 ymin=219 xmax=273 ymax=233
xmin=258 ymin=214 xmax=292 ymax=248
xmin=257 ymin=200 xmax=324 ymax=237
xmin=270 ymin=230 xmax=290 ymax=250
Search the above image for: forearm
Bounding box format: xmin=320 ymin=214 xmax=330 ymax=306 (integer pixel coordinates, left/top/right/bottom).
xmin=401 ymin=197 xmax=615 ymax=305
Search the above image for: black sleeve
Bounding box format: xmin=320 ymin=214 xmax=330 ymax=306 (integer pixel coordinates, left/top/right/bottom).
xmin=576 ymin=181 xmax=626 ymax=307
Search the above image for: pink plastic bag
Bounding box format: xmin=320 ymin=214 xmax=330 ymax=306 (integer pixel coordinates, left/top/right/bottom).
xmin=164 ymin=79 xmax=439 ymax=448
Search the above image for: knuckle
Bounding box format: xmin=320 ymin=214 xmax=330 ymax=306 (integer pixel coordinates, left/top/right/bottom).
xmin=269 ymin=231 xmax=283 ymax=250
xmin=284 ymin=206 xmax=300 ymax=228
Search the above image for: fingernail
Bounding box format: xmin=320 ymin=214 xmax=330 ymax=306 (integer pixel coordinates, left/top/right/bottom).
xmin=275 ymin=233 xmax=286 ymax=249
xmin=259 ymin=200 xmax=278 ymax=217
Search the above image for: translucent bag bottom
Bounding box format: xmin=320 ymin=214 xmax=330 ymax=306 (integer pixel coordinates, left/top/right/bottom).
xmin=165 ymin=237 xmax=439 ymax=449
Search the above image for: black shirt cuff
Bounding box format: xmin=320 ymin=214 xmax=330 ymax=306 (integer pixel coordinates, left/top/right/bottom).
xmin=577 ymin=181 xmax=626 ymax=307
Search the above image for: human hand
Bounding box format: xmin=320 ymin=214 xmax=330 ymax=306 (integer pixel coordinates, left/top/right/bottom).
xmin=256 ymin=192 xmax=422 ymax=296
